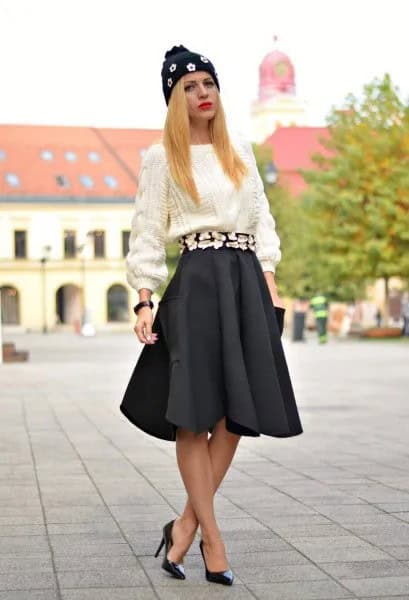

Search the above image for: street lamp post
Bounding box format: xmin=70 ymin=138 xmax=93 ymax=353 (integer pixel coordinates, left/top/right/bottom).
xmin=40 ymin=245 xmax=52 ymax=334
xmin=264 ymin=161 xmax=278 ymax=186
xmin=76 ymin=231 xmax=96 ymax=336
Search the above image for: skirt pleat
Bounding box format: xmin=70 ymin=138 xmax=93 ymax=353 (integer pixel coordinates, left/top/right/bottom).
xmin=120 ymin=245 xmax=303 ymax=441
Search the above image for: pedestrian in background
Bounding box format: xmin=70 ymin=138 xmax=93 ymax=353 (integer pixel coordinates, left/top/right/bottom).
xmin=310 ymin=292 xmax=329 ymax=343
xmin=401 ymin=292 xmax=409 ymax=336
xmin=120 ymin=44 xmax=303 ymax=586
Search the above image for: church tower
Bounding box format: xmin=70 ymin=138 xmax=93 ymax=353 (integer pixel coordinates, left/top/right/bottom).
xmin=251 ymin=37 xmax=307 ymax=143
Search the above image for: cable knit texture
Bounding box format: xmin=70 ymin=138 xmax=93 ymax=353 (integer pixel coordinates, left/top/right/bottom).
xmin=126 ymin=133 xmax=282 ymax=293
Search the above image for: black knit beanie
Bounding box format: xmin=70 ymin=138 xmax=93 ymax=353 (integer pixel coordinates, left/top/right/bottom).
xmin=161 ymin=44 xmax=220 ymax=105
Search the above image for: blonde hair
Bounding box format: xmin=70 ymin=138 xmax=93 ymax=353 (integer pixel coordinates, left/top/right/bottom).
xmin=162 ymin=78 xmax=248 ymax=205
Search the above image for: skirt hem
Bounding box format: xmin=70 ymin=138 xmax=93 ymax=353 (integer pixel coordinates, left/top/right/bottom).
xmin=120 ymin=403 xmax=303 ymax=442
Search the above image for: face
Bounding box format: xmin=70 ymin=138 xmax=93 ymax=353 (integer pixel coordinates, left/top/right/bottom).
xmin=182 ymin=71 xmax=218 ymax=121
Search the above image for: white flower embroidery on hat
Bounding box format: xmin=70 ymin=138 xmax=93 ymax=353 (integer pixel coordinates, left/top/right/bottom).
xmin=200 ymin=56 xmax=209 ymax=63
xmin=186 ymin=63 xmax=196 ymax=72
xmin=169 ymin=63 xmax=177 ymax=72
xmin=167 ymin=77 xmax=173 ymax=87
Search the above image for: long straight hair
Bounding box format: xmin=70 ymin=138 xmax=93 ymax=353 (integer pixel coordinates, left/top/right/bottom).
xmin=162 ymin=78 xmax=248 ymax=205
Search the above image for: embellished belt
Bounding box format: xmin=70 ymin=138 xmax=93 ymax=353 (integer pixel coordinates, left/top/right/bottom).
xmin=178 ymin=231 xmax=257 ymax=254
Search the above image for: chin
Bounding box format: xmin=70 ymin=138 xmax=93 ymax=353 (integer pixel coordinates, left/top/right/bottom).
xmin=197 ymin=110 xmax=216 ymax=121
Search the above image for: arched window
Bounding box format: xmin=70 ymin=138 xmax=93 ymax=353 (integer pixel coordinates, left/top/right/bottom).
xmin=107 ymin=284 xmax=129 ymax=322
xmin=56 ymin=284 xmax=82 ymax=324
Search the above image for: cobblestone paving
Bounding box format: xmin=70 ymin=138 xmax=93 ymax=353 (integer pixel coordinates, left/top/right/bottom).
xmin=0 ymin=331 xmax=408 ymax=599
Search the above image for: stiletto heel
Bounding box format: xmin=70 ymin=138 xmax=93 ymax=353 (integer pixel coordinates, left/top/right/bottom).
xmin=154 ymin=520 xmax=186 ymax=580
xmin=154 ymin=536 xmax=165 ymax=558
xmin=199 ymin=539 xmax=234 ymax=586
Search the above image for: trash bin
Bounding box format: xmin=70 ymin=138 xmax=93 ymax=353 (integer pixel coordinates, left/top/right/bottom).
xmin=292 ymin=311 xmax=306 ymax=341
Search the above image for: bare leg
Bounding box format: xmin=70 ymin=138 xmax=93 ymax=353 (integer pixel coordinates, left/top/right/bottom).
xmin=168 ymin=418 xmax=240 ymax=569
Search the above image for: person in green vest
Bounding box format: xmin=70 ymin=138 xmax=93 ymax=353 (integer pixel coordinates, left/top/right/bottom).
xmin=310 ymin=292 xmax=329 ymax=344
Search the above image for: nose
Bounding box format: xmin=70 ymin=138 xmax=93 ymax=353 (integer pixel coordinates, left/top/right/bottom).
xmin=198 ymin=83 xmax=209 ymax=97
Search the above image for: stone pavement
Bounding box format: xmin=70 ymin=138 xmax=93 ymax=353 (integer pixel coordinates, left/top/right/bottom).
xmin=0 ymin=331 xmax=409 ymax=600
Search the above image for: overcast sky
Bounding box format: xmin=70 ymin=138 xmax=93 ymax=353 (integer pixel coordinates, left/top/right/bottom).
xmin=0 ymin=0 xmax=407 ymax=137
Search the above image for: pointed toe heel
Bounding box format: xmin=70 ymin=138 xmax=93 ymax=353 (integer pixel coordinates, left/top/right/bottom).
xmin=199 ymin=540 xmax=234 ymax=586
xmin=154 ymin=519 xmax=186 ymax=580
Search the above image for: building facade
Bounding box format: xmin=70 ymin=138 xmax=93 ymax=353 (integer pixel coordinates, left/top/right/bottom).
xmin=0 ymin=124 xmax=161 ymax=331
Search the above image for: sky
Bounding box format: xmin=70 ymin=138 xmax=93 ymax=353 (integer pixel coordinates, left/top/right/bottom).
xmin=0 ymin=0 xmax=408 ymax=137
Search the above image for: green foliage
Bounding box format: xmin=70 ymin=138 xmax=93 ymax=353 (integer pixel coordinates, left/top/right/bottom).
xmin=160 ymin=76 xmax=409 ymax=308
xmin=253 ymin=145 xmax=342 ymax=299
xmin=302 ymin=74 xmax=409 ymax=293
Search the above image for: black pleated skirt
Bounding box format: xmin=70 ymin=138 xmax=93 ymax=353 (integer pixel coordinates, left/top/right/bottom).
xmin=120 ymin=245 xmax=303 ymax=441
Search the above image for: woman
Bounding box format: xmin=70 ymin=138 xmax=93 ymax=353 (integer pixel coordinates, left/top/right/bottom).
xmin=120 ymin=44 xmax=303 ymax=586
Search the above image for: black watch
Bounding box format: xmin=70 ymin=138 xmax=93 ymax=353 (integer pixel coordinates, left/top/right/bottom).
xmin=133 ymin=300 xmax=154 ymax=315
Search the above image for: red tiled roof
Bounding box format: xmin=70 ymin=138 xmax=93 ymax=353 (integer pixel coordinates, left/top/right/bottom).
xmin=0 ymin=124 xmax=162 ymax=198
xmin=0 ymin=123 xmax=332 ymax=199
xmin=264 ymin=126 xmax=332 ymax=195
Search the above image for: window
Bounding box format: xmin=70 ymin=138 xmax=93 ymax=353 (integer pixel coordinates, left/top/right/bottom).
xmin=93 ymin=230 xmax=105 ymax=258
xmin=14 ymin=231 xmax=27 ymax=258
xmin=88 ymin=151 xmax=100 ymax=162
xmin=79 ymin=175 xmax=94 ymax=188
xmin=56 ymin=174 xmax=70 ymax=188
xmin=0 ymin=149 xmax=6 ymax=160
xmin=104 ymin=175 xmax=118 ymax=189
xmin=64 ymin=230 xmax=76 ymax=258
xmin=65 ymin=151 xmax=77 ymax=161
xmin=122 ymin=230 xmax=130 ymax=258
xmin=40 ymin=150 xmax=54 ymax=161
xmin=5 ymin=173 xmax=20 ymax=187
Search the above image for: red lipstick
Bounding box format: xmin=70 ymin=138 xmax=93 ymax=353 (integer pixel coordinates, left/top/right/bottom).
xmin=198 ymin=102 xmax=213 ymax=110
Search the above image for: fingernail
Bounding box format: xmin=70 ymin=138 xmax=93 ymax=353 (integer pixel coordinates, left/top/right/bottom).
xmin=146 ymin=335 xmax=151 ymax=341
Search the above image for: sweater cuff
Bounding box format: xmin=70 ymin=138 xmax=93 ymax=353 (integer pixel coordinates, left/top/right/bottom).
xmin=259 ymin=259 xmax=277 ymax=274
xmin=126 ymin=272 xmax=158 ymax=295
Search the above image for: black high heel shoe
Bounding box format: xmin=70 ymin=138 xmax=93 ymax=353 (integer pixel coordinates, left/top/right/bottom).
xmin=154 ymin=519 xmax=186 ymax=580
xmin=199 ymin=539 xmax=234 ymax=586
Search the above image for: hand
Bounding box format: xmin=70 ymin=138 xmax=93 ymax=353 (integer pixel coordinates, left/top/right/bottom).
xmin=264 ymin=272 xmax=285 ymax=309
xmin=134 ymin=307 xmax=158 ymax=344
xmin=270 ymin=291 xmax=286 ymax=310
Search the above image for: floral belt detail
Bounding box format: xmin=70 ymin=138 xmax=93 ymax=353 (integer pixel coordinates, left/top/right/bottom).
xmin=178 ymin=231 xmax=257 ymax=254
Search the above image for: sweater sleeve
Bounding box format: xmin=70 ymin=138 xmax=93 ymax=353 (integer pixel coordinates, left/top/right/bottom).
xmin=245 ymin=140 xmax=282 ymax=274
xmin=125 ymin=143 xmax=169 ymax=293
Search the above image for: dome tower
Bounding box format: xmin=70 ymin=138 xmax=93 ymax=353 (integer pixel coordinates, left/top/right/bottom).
xmin=251 ymin=37 xmax=307 ymax=143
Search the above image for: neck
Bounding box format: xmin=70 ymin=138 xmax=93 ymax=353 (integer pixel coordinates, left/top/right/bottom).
xmin=189 ymin=120 xmax=212 ymax=144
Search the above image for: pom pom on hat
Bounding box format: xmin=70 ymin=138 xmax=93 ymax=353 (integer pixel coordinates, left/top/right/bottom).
xmin=164 ymin=44 xmax=190 ymax=59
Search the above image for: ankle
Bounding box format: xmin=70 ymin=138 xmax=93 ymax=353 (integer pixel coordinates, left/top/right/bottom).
xmin=177 ymin=515 xmax=198 ymax=535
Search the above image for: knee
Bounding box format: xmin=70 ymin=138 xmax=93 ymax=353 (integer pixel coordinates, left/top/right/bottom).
xmin=176 ymin=428 xmax=208 ymax=444
xmin=214 ymin=417 xmax=241 ymax=441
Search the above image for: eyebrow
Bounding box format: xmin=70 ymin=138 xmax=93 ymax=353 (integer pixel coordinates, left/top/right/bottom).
xmin=184 ymin=77 xmax=214 ymax=84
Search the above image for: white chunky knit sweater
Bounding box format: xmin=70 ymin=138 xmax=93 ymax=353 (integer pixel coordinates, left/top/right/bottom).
xmin=126 ymin=134 xmax=282 ymax=293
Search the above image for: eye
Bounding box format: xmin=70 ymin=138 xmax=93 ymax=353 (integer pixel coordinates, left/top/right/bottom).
xmin=205 ymin=81 xmax=215 ymax=87
xmin=184 ymin=84 xmax=195 ymax=92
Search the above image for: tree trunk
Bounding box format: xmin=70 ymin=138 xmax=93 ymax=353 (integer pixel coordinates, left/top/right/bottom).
xmin=383 ymin=276 xmax=390 ymax=325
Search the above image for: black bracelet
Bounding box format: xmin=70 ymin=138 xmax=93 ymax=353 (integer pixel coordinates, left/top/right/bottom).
xmin=133 ymin=300 xmax=154 ymax=315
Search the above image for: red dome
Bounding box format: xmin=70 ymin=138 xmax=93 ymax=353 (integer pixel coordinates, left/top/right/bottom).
xmin=259 ymin=49 xmax=295 ymax=100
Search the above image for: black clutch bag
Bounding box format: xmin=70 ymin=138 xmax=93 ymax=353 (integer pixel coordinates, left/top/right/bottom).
xmin=275 ymin=306 xmax=285 ymax=336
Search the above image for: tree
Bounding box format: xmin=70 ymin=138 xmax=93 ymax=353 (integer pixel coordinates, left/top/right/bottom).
xmin=302 ymin=74 xmax=409 ymax=321
xmin=254 ymin=144 xmax=321 ymax=299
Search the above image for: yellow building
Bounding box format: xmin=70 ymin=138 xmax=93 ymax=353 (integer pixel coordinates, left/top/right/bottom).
xmin=0 ymin=124 xmax=161 ymax=332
